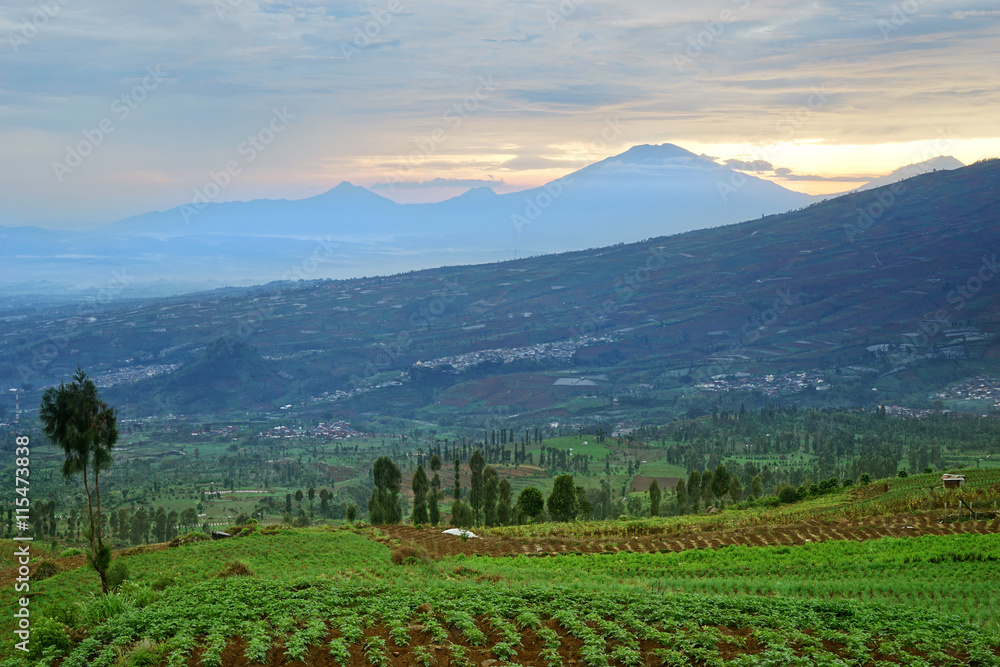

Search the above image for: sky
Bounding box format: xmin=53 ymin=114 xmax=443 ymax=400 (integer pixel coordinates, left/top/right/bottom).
xmin=1 ymin=0 xmax=999 ymax=227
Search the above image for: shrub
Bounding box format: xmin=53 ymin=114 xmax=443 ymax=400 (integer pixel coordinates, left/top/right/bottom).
xmin=79 ymin=591 xmax=132 ymax=624
xmin=124 ymin=638 xmax=166 ymax=667
xmin=898 ymin=469 xmax=909 ymax=478
xmin=924 ymin=467 xmax=934 ymax=474
xmin=151 ymin=574 xmax=177 ymax=591
xmin=49 ymin=601 xmax=81 ymax=628
xmin=218 ymin=560 xmax=255 ymax=578
xmin=859 ymin=473 xmax=871 ymax=485
xmin=33 ymin=560 xmax=60 ymax=581
xmin=391 ymin=546 xmax=429 ymax=565
xmin=842 ymin=478 xmax=854 ymax=487
xmin=59 ymin=548 xmax=84 ymax=558
xmin=170 ymin=532 xmax=209 ymax=547
xmin=777 ymin=485 xmax=798 ymax=504
xmin=107 ymin=560 xmax=130 ymax=589
xmin=26 ymin=616 xmax=71 ymax=660
xmin=119 ymin=580 xmax=157 ymax=608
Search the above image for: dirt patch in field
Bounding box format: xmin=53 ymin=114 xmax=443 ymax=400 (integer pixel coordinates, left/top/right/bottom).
xmin=374 ymin=511 xmax=1000 ymax=560
xmin=630 ymin=475 xmax=679 ymax=493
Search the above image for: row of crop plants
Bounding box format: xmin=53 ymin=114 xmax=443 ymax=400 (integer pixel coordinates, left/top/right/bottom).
xmin=7 ymin=577 xmax=999 ymax=666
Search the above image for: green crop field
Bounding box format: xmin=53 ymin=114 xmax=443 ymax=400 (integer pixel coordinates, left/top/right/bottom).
xmin=3 ymin=521 xmax=1000 ymax=666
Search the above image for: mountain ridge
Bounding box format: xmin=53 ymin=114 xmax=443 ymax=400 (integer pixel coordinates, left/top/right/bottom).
xmin=3 ymin=159 xmax=999 ymax=419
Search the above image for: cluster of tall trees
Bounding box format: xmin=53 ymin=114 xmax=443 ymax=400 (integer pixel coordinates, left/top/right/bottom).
xmin=109 ymin=506 xmax=199 ymax=545
xmin=674 ymin=463 xmax=754 ymax=513
xmin=366 ymin=449 xmax=520 ymax=529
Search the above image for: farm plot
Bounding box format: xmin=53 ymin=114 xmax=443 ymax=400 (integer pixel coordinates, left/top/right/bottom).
xmin=8 ymin=580 xmax=1000 ymax=666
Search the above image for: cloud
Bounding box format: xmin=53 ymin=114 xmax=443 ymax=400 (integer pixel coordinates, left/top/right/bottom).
xmin=724 ymin=159 xmax=774 ymax=172
xmin=2 ymin=0 xmax=999 ymax=226
xmin=371 ymin=178 xmax=505 ymax=190
xmin=775 ymin=173 xmax=870 ymax=182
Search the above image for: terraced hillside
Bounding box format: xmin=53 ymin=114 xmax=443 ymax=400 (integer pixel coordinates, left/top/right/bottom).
xmin=3 ymin=160 xmax=1000 ymax=420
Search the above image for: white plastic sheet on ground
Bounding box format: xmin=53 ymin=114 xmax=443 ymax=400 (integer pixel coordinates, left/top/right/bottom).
xmin=441 ymin=528 xmax=480 ymax=539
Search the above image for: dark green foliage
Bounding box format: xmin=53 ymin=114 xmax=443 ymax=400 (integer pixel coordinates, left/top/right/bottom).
xmin=33 ymin=560 xmax=60 ymax=581
xmin=412 ymin=464 xmax=429 ymax=525
xmin=26 ymin=616 xmax=71 ymax=661
xmin=450 ymin=500 xmax=473 ymax=528
xmin=575 ymin=485 xmax=593 ymax=519
xmin=547 ymin=475 xmax=578 ymax=522
xmin=429 ymin=474 xmax=441 ymax=527
xmin=469 ymin=449 xmax=485 ymax=525
xmin=700 ymin=469 xmax=714 ymax=507
xmin=107 ymin=559 xmax=130 ymax=589
xmin=39 ymin=367 xmax=117 ymax=594
xmin=750 ymin=474 xmax=763 ymax=499
xmin=483 ymin=466 xmax=499 ymax=526
xmin=674 ymin=478 xmax=687 ymax=513
xmin=369 ymin=456 xmax=402 ymax=524
xmin=711 ymin=464 xmax=730 ymax=504
xmin=516 ymin=486 xmax=545 ymax=520
xmin=778 ymin=485 xmax=798 ymax=504
xmin=648 ymin=479 xmax=661 ymax=517
xmin=497 ymin=478 xmax=512 ymax=526
xmin=729 ymin=475 xmax=743 ymax=504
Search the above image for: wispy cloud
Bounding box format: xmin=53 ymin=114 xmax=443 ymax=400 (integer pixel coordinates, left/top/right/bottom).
xmin=1 ymin=0 xmax=997 ymax=225
xmin=371 ymin=177 xmax=503 ymax=190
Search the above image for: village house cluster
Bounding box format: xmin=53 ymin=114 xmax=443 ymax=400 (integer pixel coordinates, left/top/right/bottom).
xmin=91 ymin=363 xmax=181 ymax=388
xmin=258 ymin=420 xmax=364 ymax=440
xmin=932 ymin=376 xmax=1000 ymax=410
xmin=417 ymin=336 xmax=612 ymax=372
xmin=695 ymin=370 xmax=829 ymax=397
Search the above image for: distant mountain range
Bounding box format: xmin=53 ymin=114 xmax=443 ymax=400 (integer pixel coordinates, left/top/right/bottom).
xmin=2 ymin=158 xmax=997 ymax=421
xmin=0 ymin=144 xmax=964 ymax=298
